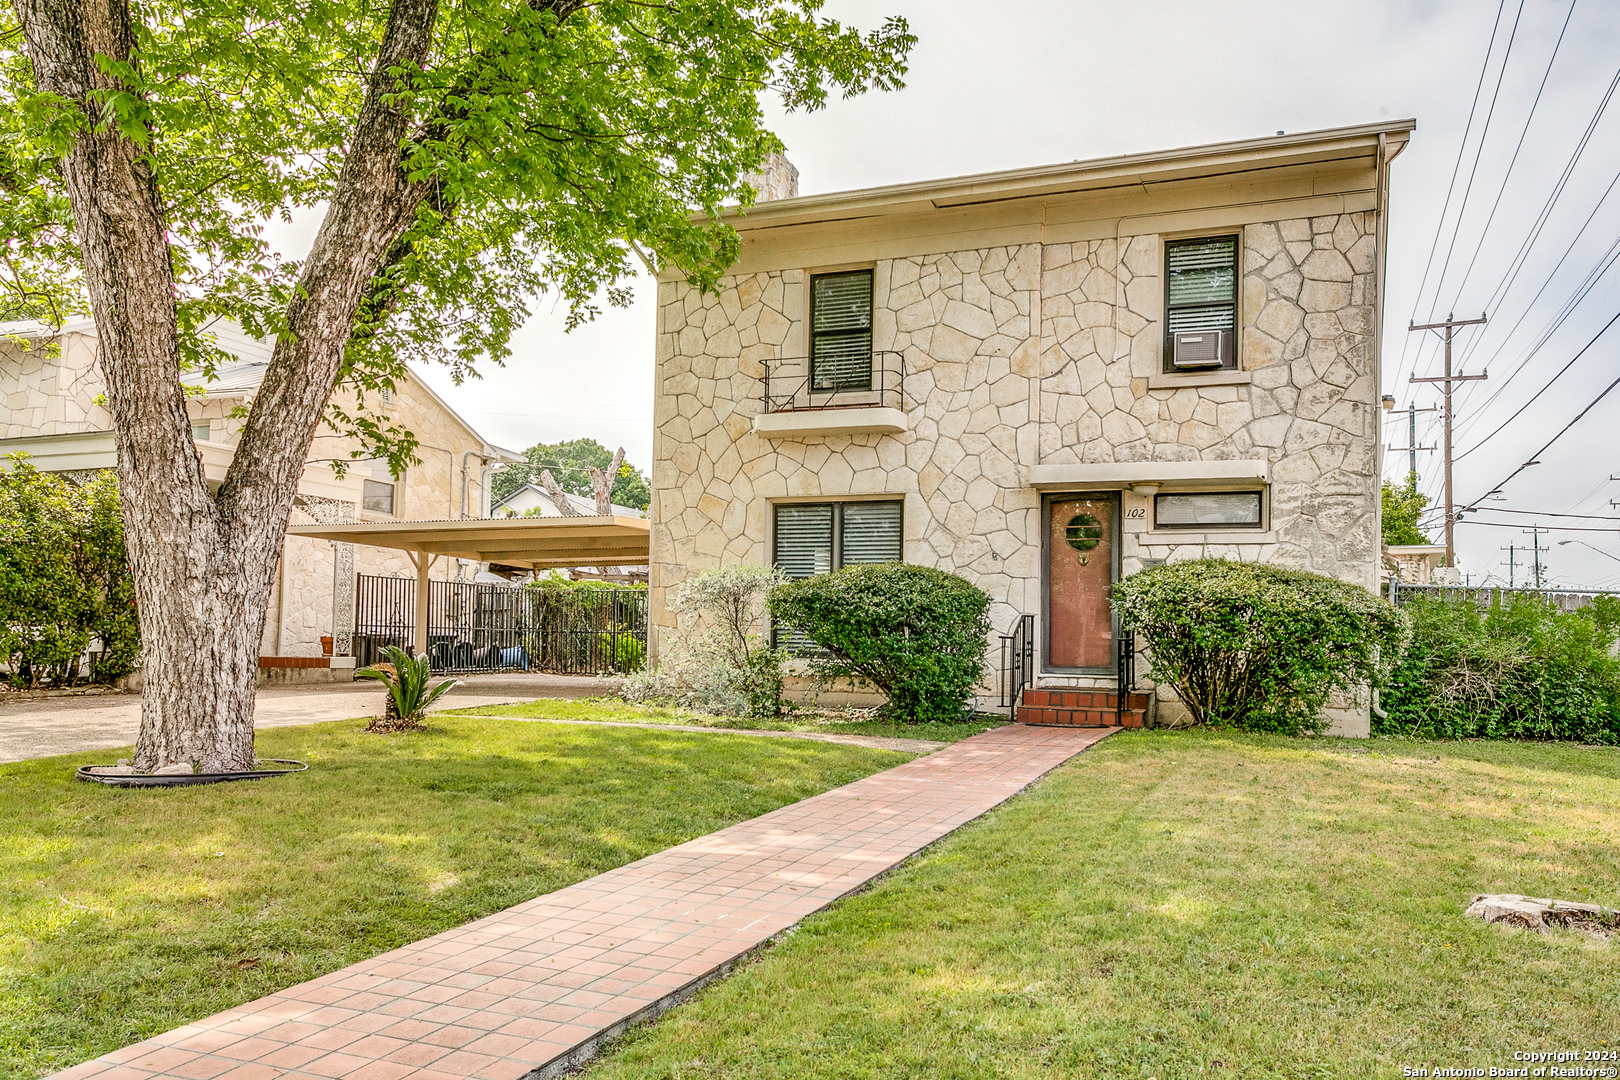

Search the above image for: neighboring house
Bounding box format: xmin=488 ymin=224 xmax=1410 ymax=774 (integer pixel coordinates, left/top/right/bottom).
xmin=0 ymin=318 xmax=520 ymax=671
xmin=492 ymin=484 xmax=650 ymax=583
xmin=650 ymin=121 xmax=1414 ymax=735
xmin=493 ymin=482 xmax=644 ymax=519
xmin=1383 ymin=544 xmax=1450 ymax=587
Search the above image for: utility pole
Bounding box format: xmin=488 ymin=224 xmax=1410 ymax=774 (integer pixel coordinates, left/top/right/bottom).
xmin=1386 ymin=403 xmax=1438 ymax=479
xmin=1410 ymin=313 xmax=1488 ymax=568
xmin=1524 ymin=525 xmax=1549 ymax=590
xmin=1501 ymin=543 xmax=1519 ymax=589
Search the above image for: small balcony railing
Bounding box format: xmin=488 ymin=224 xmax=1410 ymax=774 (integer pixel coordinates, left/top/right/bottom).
xmin=762 ymin=351 xmax=905 ymax=413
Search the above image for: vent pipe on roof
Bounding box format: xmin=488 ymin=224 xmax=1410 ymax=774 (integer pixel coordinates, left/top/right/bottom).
xmin=743 ymin=153 xmax=799 ymax=202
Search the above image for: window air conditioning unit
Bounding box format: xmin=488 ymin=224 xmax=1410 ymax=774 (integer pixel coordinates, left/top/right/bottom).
xmin=1171 ymin=329 xmax=1231 ymax=369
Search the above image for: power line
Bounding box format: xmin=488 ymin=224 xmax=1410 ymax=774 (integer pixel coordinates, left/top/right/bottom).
xmin=1464 ymin=506 xmax=1620 ymax=521
xmin=1474 ymin=64 xmax=1620 ymax=321
xmin=1443 ymin=0 xmax=1578 ymax=312
xmin=1427 ymin=0 xmax=1528 ymax=313
xmin=1456 ymin=166 xmax=1620 ymax=379
xmin=1451 ymin=217 xmax=1620 ymax=431
xmin=1453 ymin=306 xmax=1620 ymax=459
xmin=1389 ymin=0 xmax=1511 ymax=396
xmin=1463 ymin=365 xmax=1620 ymax=512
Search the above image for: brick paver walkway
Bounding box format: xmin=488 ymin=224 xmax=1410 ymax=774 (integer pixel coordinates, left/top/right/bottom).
xmin=54 ymin=723 xmax=1114 ymax=1080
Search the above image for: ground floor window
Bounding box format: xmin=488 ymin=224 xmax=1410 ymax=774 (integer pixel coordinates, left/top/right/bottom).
xmin=772 ymin=500 xmax=902 ymax=577
xmin=1153 ymin=490 xmax=1264 ymax=529
xmin=772 ymin=499 xmax=902 ymax=650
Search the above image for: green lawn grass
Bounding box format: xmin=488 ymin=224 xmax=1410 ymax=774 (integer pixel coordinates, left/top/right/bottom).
xmin=0 ymin=716 xmax=908 ymax=1080
xmin=584 ymin=731 xmax=1620 ymax=1080
xmin=450 ymin=697 xmax=1006 ymax=744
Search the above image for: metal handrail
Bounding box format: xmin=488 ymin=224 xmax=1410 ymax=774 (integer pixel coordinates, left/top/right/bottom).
xmin=1115 ymin=628 xmax=1136 ymax=726
xmin=999 ymin=613 xmax=1035 ymax=717
xmin=762 ymin=350 xmax=905 ymax=413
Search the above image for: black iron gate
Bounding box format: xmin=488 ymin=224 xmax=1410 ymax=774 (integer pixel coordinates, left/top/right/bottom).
xmin=352 ymin=574 xmax=648 ymax=675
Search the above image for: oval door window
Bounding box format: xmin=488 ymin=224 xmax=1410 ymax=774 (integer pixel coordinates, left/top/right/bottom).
xmin=1065 ymin=513 xmax=1103 ymax=552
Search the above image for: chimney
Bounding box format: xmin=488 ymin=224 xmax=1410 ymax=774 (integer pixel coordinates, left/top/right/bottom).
xmin=743 ymin=153 xmax=799 ymax=202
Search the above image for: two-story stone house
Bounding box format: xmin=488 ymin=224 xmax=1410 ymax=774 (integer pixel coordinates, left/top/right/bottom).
xmin=650 ymin=121 xmax=1413 ymax=734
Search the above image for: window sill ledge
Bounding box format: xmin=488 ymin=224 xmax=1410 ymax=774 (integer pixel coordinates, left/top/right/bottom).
xmin=1134 ymin=530 xmax=1278 ymax=545
xmin=1147 ymin=370 xmax=1253 ymax=390
xmin=752 ymin=406 xmax=907 ymax=439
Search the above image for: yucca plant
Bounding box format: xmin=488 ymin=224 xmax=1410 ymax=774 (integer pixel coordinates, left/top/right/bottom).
xmin=356 ymin=647 xmax=461 ymax=733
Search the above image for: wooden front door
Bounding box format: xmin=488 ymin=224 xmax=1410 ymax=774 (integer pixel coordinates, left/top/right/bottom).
xmin=1045 ymin=493 xmax=1118 ymax=672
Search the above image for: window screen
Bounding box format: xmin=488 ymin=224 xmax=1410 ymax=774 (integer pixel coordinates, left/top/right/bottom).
xmin=810 ymin=270 xmax=874 ymax=392
xmin=362 ymin=480 xmax=395 ymax=516
xmin=1154 ymin=491 xmax=1263 ymax=529
xmin=1164 ymin=236 xmax=1238 ymax=371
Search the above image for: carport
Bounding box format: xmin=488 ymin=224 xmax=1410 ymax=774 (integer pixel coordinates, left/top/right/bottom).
xmin=285 ymin=515 xmax=650 ymax=656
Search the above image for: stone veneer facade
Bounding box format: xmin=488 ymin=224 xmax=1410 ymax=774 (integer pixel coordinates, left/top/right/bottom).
xmin=650 ymin=124 xmax=1411 ymax=729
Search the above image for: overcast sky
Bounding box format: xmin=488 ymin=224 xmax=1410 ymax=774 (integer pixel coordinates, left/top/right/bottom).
xmin=406 ymin=0 xmax=1620 ymax=588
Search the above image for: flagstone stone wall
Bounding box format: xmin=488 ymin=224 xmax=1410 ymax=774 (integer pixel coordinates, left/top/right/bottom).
xmin=651 ymin=212 xmax=1383 ymax=706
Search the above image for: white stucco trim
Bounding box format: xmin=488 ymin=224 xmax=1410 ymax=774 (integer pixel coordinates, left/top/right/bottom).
xmin=751 ymin=407 xmax=908 ymax=439
xmin=1027 ymin=460 xmax=1271 ymax=489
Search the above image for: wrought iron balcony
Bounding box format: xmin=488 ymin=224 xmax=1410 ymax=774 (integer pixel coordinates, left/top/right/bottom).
xmin=761 ymin=350 xmax=905 ymax=413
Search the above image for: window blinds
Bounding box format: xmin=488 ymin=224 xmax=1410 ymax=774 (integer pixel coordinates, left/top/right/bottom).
xmin=1166 ymin=236 xmax=1237 ymax=334
xmin=773 ymin=503 xmax=834 ymax=578
xmin=772 ymin=500 xmax=902 ymax=651
xmin=840 ymin=501 xmax=903 ymax=564
xmin=811 ymin=270 xmax=874 ymax=391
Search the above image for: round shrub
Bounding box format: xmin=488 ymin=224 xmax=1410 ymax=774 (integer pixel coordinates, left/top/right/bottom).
xmin=1114 ymin=559 xmax=1407 ymax=735
xmin=768 ymin=563 xmax=991 ymax=722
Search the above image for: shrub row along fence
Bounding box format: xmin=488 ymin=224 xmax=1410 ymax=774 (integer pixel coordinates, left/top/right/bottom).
xmin=1379 ymin=587 xmax=1620 ymax=744
xmin=353 ymin=575 xmax=647 ymax=675
xmin=1388 ymin=582 xmax=1618 ymax=614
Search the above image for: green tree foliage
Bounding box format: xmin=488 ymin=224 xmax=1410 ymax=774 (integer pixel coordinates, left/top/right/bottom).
xmin=769 ymin=563 xmax=992 ymax=723
xmin=0 ymin=0 xmax=916 ymax=464
xmin=0 ymin=460 xmax=140 ymax=686
xmin=1381 ymin=473 xmax=1432 ymax=546
xmin=494 ymin=439 xmax=650 ymax=510
xmin=1379 ymin=593 xmax=1620 ymax=743
xmin=1114 ymin=559 xmax=1408 ymax=736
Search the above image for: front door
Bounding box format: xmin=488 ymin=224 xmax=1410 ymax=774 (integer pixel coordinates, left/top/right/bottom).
xmin=1045 ymin=493 xmax=1118 ymax=672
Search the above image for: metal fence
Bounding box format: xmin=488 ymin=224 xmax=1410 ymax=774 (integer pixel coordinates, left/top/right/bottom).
xmin=1388 ymin=582 xmax=1619 ymax=613
xmin=352 ymin=574 xmax=647 ymax=675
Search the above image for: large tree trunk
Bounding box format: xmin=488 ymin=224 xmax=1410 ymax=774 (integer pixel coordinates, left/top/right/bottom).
xmin=12 ymin=0 xmax=438 ymax=771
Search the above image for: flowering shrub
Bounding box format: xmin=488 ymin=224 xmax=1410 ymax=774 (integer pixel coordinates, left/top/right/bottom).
xmin=1114 ymin=559 xmax=1407 ymax=735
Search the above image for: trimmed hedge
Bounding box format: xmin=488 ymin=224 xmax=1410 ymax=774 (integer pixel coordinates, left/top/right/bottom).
xmin=1115 ymin=559 xmax=1407 ymax=736
xmin=1378 ymin=593 xmax=1620 ymax=743
xmin=768 ymin=563 xmax=991 ymax=722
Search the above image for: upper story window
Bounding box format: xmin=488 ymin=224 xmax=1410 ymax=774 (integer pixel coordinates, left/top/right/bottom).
xmin=362 ymin=459 xmax=396 ymax=517
xmin=191 ymin=420 xmax=211 ymax=442
xmin=1164 ymin=235 xmax=1238 ymax=372
xmin=810 ymin=270 xmax=874 ymax=392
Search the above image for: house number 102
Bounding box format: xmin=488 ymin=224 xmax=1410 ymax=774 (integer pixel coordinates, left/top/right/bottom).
xmin=1125 ymin=507 xmax=1146 ymax=519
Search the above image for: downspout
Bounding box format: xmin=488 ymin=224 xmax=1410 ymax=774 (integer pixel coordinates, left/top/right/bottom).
xmin=460 ymin=449 xmax=491 ymax=519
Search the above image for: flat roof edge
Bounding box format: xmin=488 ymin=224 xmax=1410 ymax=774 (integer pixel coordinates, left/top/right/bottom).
xmin=720 ymin=120 xmax=1414 ymax=228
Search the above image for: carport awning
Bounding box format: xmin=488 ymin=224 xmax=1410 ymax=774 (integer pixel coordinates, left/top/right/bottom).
xmin=285 ymin=515 xmax=649 ymax=570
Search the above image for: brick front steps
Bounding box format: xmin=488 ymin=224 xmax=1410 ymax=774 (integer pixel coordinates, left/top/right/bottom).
xmin=1016 ymin=688 xmax=1150 ymax=728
